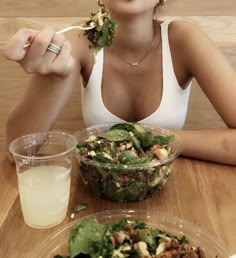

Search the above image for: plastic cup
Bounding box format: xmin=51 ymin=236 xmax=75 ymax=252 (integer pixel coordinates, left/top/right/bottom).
xmin=9 ymin=131 xmax=77 ymax=229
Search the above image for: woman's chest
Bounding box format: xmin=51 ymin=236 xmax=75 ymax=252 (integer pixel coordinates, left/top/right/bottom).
xmin=101 ymin=56 xmax=163 ymax=122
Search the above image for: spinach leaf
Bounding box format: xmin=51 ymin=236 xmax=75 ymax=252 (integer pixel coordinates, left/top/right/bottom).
xmin=83 ymin=10 xmax=117 ymax=58
xmin=69 ymin=219 xmax=106 ymax=258
xmin=98 ymin=129 xmax=130 ymax=142
xmin=111 ymin=182 xmax=146 ymax=202
xmin=109 ymin=142 xmax=117 ymax=157
xmin=131 ymin=124 xmax=146 ymax=141
xmin=110 ymin=123 xmax=135 ymax=132
xmin=73 ymin=203 xmax=88 ymax=214
xmin=133 ymin=123 xmax=146 ymax=134
xmin=129 ymin=134 xmax=143 ymax=154
xmin=180 ymin=235 xmax=189 ymax=245
xmin=137 ymin=228 xmax=157 ymax=250
xmin=76 ymin=144 xmax=88 ymax=155
xmin=97 ymin=17 xmax=116 ymax=47
xmin=109 ymin=124 xmax=145 ymax=154
xmin=133 ymin=221 xmax=147 ymax=231
xmin=141 ymin=132 xmax=175 ymax=149
xmin=135 ymin=154 xmax=154 ymax=164
xmin=118 ymin=152 xmax=154 ymax=165
xmin=118 ymin=151 xmax=137 ymax=164
xmin=89 ymin=141 xmax=102 ymax=152
xmin=105 ymin=218 xmax=128 ymax=233
xmin=110 ymin=123 xmax=146 ymax=141
xmin=93 ymin=154 xmax=114 ymax=164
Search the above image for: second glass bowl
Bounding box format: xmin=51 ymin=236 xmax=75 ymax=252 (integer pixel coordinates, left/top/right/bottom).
xmin=33 ymin=209 xmax=230 ymax=258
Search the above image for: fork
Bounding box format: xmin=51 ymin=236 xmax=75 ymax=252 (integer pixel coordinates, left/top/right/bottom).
xmin=23 ymin=24 xmax=96 ymax=48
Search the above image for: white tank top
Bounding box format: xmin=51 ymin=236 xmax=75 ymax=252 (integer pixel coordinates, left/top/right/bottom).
xmin=82 ymin=21 xmax=192 ymax=129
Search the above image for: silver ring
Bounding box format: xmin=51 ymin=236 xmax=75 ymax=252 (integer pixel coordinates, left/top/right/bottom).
xmin=47 ymin=43 xmax=61 ymax=55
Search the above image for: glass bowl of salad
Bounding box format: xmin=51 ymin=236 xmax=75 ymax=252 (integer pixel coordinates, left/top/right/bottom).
xmin=74 ymin=123 xmax=182 ymax=202
xmin=33 ymin=209 xmax=230 ymax=257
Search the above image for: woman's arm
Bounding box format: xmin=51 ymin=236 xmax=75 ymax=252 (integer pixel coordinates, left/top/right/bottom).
xmin=5 ymin=27 xmax=83 ymax=146
xmin=176 ymin=129 xmax=236 ymax=165
xmin=171 ymin=21 xmax=236 ymax=165
xmin=6 ymin=72 xmax=80 ymax=146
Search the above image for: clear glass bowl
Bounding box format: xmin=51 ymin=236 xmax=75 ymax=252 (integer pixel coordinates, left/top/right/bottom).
xmin=74 ymin=123 xmax=182 ymax=202
xmin=33 ymin=209 xmax=230 ymax=257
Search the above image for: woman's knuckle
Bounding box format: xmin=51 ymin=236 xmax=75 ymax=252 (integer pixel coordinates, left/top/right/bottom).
xmin=67 ymin=57 xmax=75 ymax=70
xmin=63 ymin=40 xmax=71 ymax=50
xmin=39 ymin=68 xmax=47 ymax=75
xmin=53 ymin=63 xmax=63 ymax=74
xmin=51 ymin=63 xmax=63 ymax=75
xmin=55 ymin=34 xmax=65 ymax=42
xmin=34 ymin=36 xmax=48 ymax=47
xmin=40 ymin=65 xmax=52 ymax=75
xmin=67 ymin=41 xmax=72 ymax=50
xmin=62 ymin=60 xmax=75 ymax=76
xmin=23 ymin=64 xmax=34 ymax=74
xmin=48 ymin=65 xmax=56 ymax=74
xmin=44 ymin=27 xmax=56 ymax=35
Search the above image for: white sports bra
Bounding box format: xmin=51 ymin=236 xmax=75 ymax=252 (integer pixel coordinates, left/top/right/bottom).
xmin=81 ymin=21 xmax=192 ymax=129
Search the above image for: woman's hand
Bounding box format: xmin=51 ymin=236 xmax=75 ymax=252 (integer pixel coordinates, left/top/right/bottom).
xmin=4 ymin=27 xmax=75 ymax=77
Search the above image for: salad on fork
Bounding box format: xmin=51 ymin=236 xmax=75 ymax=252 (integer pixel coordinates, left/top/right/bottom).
xmin=23 ymin=8 xmax=117 ymax=58
xmin=82 ymin=7 xmax=117 ymax=58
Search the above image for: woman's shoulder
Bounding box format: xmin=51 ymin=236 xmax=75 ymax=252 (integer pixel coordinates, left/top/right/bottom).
xmin=166 ymin=20 xmax=215 ymax=68
xmin=167 ymin=19 xmax=211 ymax=51
xmin=165 ymin=19 xmax=223 ymax=81
xmin=168 ymin=19 xmax=201 ymax=31
xmin=156 ymin=19 xmax=216 ymax=83
xmin=154 ymin=19 xmax=209 ymax=50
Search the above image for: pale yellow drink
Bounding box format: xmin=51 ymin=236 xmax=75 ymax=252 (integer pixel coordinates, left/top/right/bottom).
xmin=18 ymin=165 xmax=71 ymax=228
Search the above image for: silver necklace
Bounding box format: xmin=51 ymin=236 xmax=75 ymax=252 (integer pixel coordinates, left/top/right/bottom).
xmin=116 ymin=29 xmax=156 ymax=67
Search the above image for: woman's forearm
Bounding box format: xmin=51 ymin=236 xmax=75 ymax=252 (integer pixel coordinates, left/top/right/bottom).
xmin=175 ymin=128 xmax=236 ymax=165
xmin=4 ymin=26 xmax=81 ymax=148
xmin=6 ymin=72 xmax=79 ymax=147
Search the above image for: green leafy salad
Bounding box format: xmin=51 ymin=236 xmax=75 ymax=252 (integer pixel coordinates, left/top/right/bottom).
xmin=54 ymin=218 xmax=206 ymax=258
xmin=76 ymin=123 xmax=175 ymax=166
xmin=82 ymin=8 xmax=117 ymax=58
xmin=75 ymin=123 xmax=180 ymax=202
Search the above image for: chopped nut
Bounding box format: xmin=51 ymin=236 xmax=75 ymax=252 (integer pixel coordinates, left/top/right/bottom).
xmin=134 ymin=242 xmax=151 ymax=258
xmin=154 ymin=148 xmax=168 ymax=160
xmin=126 ymin=142 xmax=132 ymax=149
xmin=88 ymin=151 xmax=96 ymax=157
xmin=85 ymin=135 xmax=97 ymax=142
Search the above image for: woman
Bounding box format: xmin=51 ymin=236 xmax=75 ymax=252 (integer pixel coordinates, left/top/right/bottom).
xmin=4 ymin=0 xmax=236 ymax=165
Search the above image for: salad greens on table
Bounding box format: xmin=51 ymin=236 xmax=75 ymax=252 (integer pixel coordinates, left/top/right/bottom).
xmin=82 ymin=8 xmax=117 ymax=58
xmin=75 ymin=123 xmax=179 ymax=202
xmin=54 ymin=218 xmax=206 ymax=258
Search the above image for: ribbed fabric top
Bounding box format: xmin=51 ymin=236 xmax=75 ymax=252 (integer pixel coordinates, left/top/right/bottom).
xmin=81 ymin=21 xmax=192 ymax=129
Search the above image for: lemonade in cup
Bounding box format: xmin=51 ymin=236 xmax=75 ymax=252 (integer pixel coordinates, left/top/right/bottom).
xmin=9 ymin=131 xmax=77 ymax=229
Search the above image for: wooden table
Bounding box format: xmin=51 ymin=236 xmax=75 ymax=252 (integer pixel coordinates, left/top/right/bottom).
xmin=0 ymin=150 xmax=235 ymax=257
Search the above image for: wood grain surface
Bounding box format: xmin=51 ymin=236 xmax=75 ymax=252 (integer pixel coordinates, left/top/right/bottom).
xmin=0 ymin=153 xmax=235 ymax=257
